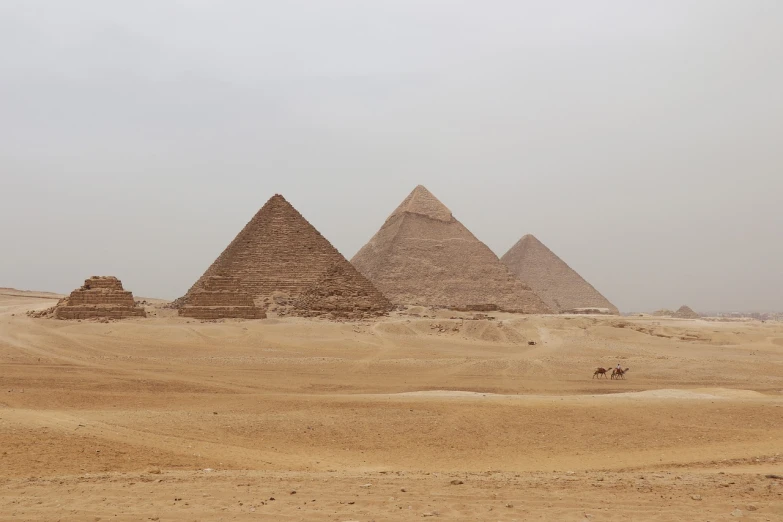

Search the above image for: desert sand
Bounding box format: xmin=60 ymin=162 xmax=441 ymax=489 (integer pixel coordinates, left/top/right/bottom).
xmin=1 ymin=290 xmax=782 ymax=521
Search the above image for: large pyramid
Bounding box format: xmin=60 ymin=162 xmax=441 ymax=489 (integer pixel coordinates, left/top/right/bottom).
xmin=180 ymin=195 xmax=392 ymax=319
xmin=350 ymin=186 xmax=552 ymax=313
xmin=500 ymin=234 xmax=618 ymax=314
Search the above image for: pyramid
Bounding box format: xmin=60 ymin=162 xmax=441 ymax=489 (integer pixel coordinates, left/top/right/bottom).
xmin=179 ymin=275 xmax=266 ymax=320
xmin=673 ymin=305 xmax=701 ymax=319
xmin=180 ymin=194 xmax=392 ymax=319
xmin=350 ymin=186 xmax=552 ymax=313
xmin=500 ymin=234 xmax=618 ymax=314
xmin=292 ymin=262 xmax=396 ymax=318
xmin=52 ymin=276 xmax=146 ymax=320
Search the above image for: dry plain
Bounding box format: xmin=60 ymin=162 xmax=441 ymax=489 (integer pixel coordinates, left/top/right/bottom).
xmin=1 ymin=290 xmax=782 ymax=521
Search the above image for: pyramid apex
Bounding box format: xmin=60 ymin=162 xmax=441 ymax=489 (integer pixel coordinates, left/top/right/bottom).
xmin=511 ymin=234 xmax=545 ymax=250
xmin=388 ymin=185 xmax=453 ymax=223
xmin=260 ymin=193 xmax=296 ymax=209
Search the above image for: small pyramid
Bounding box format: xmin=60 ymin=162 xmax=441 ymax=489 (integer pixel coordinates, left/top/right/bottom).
xmin=180 ymin=194 xmax=391 ymax=319
xmin=293 ymin=262 xmax=393 ymax=318
xmin=673 ymin=305 xmax=701 ymax=319
xmin=179 ymin=275 xmax=266 ymax=320
xmin=500 ymin=234 xmax=618 ymax=314
xmin=351 ymin=186 xmax=551 ymax=313
xmin=52 ymin=276 xmax=147 ymax=320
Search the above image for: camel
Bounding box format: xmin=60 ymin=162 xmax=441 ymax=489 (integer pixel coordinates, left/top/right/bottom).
xmin=592 ymin=367 xmax=610 ymax=379
xmin=611 ymin=367 xmax=630 ymax=380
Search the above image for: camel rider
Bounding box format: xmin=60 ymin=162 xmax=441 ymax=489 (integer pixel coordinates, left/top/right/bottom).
xmin=616 ymin=363 xmax=622 ymax=372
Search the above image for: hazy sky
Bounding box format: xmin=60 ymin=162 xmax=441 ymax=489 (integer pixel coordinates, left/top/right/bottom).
xmin=2 ymin=1 xmax=782 ymax=312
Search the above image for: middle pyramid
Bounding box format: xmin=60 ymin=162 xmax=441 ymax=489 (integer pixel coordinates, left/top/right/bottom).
xmin=180 ymin=194 xmax=392 ymax=319
xmin=351 ymin=186 xmax=552 ymax=313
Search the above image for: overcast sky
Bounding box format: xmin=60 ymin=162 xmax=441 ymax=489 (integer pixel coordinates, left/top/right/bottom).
xmin=2 ymin=1 xmax=781 ymax=312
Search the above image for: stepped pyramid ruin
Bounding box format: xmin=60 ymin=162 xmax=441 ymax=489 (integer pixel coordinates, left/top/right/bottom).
xmin=52 ymin=276 xmax=146 ymax=320
xmin=179 ymin=275 xmax=266 ymax=319
xmin=500 ymin=234 xmax=618 ymax=314
xmin=673 ymin=305 xmax=701 ymax=319
xmin=351 ymin=185 xmax=552 ymax=313
xmin=179 ymin=194 xmax=392 ymax=319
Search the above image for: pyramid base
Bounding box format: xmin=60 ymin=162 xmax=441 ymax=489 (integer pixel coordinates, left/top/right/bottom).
xmin=561 ymin=307 xmax=614 ymax=315
xmin=287 ymin=306 xmax=389 ymax=321
xmin=178 ymin=306 xmax=266 ymax=320
xmin=449 ymin=304 xmax=499 ymax=312
xmin=55 ymin=305 xmax=147 ymax=320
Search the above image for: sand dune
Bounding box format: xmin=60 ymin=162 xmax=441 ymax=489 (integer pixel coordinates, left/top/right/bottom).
xmin=1 ymin=292 xmax=782 ymax=520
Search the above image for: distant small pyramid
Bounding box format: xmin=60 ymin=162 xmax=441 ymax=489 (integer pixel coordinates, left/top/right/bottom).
xmin=180 ymin=195 xmax=392 ymax=319
xmin=500 ymin=234 xmax=618 ymax=314
xmin=673 ymin=305 xmax=701 ymax=319
xmin=351 ymin=186 xmax=551 ymax=313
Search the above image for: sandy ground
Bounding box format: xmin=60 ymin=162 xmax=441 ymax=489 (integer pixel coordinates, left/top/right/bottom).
xmin=1 ymin=291 xmax=782 ymax=520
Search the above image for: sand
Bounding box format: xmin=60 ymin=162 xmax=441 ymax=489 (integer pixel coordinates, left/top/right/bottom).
xmin=1 ymin=290 xmax=782 ymax=520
